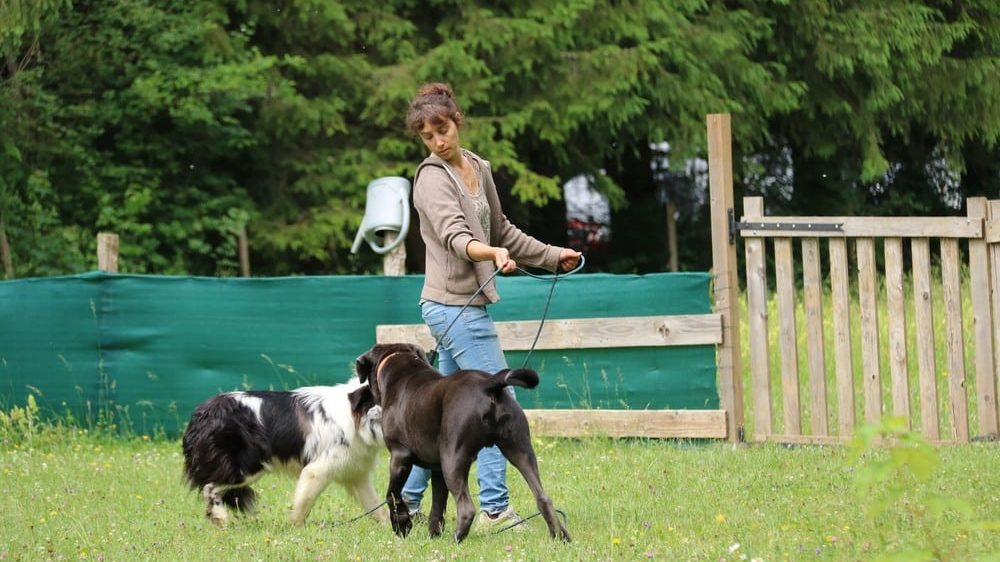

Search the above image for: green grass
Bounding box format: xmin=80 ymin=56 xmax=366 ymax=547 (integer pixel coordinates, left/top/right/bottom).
xmin=2 ymin=424 xmax=1000 ymax=561
xmin=4 ymin=263 xmax=1000 ymax=560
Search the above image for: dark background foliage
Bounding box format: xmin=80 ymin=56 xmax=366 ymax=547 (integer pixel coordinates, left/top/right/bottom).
xmin=2 ymin=0 xmax=998 ymax=277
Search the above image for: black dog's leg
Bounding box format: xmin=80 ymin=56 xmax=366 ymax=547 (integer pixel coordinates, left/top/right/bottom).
xmin=440 ymin=452 xmax=476 ymax=542
xmin=427 ymin=470 xmax=448 ymax=538
xmin=386 ymin=452 xmax=413 ymax=538
xmin=502 ymin=444 xmax=572 ymax=542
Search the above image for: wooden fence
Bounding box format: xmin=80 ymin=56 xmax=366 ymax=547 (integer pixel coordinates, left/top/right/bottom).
xmin=735 ymin=197 xmax=999 ymax=444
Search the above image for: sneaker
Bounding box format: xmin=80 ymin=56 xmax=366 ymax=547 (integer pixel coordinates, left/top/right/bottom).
xmin=408 ymin=510 xmax=427 ymax=525
xmin=476 ymin=506 xmax=527 ymax=532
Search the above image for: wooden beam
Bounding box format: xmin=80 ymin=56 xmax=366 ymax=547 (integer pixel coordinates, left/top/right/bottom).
xmin=382 ymin=231 xmax=406 ymax=276
xmin=707 ymin=113 xmax=745 ymax=443
xmin=762 ymin=434 xmax=958 ymax=447
xmin=968 ymin=198 xmax=998 ymax=435
xmin=376 ymin=314 xmax=722 ymax=351
xmin=0 ymin=209 xmax=12 ymax=279
xmin=738 ymin=216 xmax=981 ymax=239
xmin=97 ymin=232 xmax=119 ymax=273
xmin=743 ymin=197 xmax=772 ymax=440
xmin=525 ymin=409 xmax=727 ymax=439
xmin=238 ymin=225 xmax=250 ymax=277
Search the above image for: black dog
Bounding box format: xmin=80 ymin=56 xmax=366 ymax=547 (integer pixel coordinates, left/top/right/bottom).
xmin=355 ymin=342 xmax=571 ymax=542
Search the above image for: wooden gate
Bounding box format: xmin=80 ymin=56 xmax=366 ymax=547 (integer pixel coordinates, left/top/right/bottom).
xmin=707 ymin=114 xmax=1000 ymax=444
xmin=736 ymin=196 xmax=1000 ymax=444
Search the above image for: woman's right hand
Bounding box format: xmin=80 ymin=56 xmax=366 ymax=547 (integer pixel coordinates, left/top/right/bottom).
xmin=493 ymin=247 xmax=516 ymax=274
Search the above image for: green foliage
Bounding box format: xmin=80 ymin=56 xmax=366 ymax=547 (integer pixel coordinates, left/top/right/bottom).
xmin=849 ymin=418 xmax=1000 ymax=561
xmin=744 ymin=0 xmax=1000 ymax=216
xmin=0 ymin=394 xmax=39 ymax=446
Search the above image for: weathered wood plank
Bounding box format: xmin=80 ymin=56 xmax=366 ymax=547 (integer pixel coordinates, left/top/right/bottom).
xmin=743 ymin=197 xmax=772 ymax=440
xmin=802 ymin=238 xmax=828 ymax=436
xmin=708 ymin=113 xmax=745 ymax=443
xmin=775 ymin=237 xmax=801 ymax=435
xmin=738 ymin=216 xmax=981 ymax=239
xmin=990 ymin=201 xmax=1000 ymax=437
xmin=884 ymin=238 xmax=910 ymax=426
xmin=97 ymin=232 xmax=119 ymax=273
xmin=911 ymin=238 xmax=939 ymax=440
xmin=525 ymin=409 xmax=727 ymax=439
xmin=763 ymin=434 xmax=957 ymax=446
xmin=941 ymin=239 xmax=970 ymax=442
xmin=967 ymin=198 xmax=998 ymax=436
xmin=857 ymin=238 xmax=882 ymax=423
xmin=829 ymin=238 xmax=855 ymax=437
xmin=376 ymin=314 xmax=723 ymax=351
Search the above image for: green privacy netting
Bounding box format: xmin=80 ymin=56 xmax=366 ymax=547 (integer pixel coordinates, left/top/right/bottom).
xmin=0 ymin=271 xmax=717 ymax=436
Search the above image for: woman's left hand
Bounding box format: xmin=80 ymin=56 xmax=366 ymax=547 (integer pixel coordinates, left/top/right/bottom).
xmin=558 ymin=249 xmax=583 ymax=272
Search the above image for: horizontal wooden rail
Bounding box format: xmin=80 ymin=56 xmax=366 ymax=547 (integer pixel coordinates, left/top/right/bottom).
xmin=738 ymin=216 xmax=982 ymax=238
xmin=377 ymin=314 xmax=722 ymax=352
xmin=526 ymin=409 xmax=727 ymax=439
xmin=760 ymin=434 xmax=960 ymax=446
xmin=375 ymin=314 xmax=726 ymax=440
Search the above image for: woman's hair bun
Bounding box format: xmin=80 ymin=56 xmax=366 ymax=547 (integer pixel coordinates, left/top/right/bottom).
xmin=416 ymin=82 xmax=454 ymax=100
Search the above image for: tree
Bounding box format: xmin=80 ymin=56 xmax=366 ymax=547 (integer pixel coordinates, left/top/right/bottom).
xmin=743 ymin=0 xmax=1000 ymax=216
xmin=3 ymin=1 xmax=998 ymax=277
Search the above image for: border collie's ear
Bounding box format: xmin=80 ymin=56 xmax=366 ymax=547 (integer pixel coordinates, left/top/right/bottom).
xmin=355 ymin=351 xmax=375 ymax=384
xmin=348 ymin=384 xmax=375 ymax=413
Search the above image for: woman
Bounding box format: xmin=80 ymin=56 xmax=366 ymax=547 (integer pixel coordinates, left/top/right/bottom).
xmin=402 ymin=82 xmax=582 ymax=529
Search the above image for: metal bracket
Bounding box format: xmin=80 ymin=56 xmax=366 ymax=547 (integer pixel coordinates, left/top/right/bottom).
xmin=728 ymin=208 xmax=843 ymax=244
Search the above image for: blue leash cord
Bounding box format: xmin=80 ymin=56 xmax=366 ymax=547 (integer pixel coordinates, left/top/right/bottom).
xmin=427 ymin=254 xmax=586 ymax=369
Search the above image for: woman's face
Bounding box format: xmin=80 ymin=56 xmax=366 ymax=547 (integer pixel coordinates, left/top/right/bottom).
xmin=419 ymin=118 xmax=460 ymax=162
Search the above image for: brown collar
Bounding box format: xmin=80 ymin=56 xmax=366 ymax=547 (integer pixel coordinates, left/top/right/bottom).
xmin=375 ymin=351 xmax=405 ymax=390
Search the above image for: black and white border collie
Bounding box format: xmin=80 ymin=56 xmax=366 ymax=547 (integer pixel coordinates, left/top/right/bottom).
xmin=182 ymin=378 xmax=386 ymax=527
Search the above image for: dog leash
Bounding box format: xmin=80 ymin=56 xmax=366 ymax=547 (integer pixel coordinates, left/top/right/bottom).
xmin=329 ymin=500 xmax=567 ymax=536
xmin=494 ymin=508 xmax=569 ymax=534
xmin=427 ymin=255 xmax=586 ymax=369
xmin=325 ymin=500 xmax=388 ymax=528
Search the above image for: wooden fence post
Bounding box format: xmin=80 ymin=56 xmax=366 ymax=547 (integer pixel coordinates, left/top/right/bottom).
xmin=0 ymin=209 xmax=12 ymax=279
xmin=238 ymin=225 xmax=251 ymax=277
xmin=383 ymin=232 xmax=406 ymax=276
xmin=707 ymin=113 xmax=744 ymax=442
xmin=967 ymin=197 xmax=998 ymax=437
xmin=97 ymin=232 xmax=119 ymax=273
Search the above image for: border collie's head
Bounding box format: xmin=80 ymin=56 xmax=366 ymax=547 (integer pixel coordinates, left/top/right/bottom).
xmin=348 ymin=383 xmax=383 ymax=446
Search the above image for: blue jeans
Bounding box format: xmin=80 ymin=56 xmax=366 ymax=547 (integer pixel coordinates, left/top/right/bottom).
xmin=402 ymin=300 xmax=512 ymax=514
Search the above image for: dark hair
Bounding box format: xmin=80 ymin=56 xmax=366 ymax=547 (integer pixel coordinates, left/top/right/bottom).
xmin=406 ymin=82 xmax=464 ymax=134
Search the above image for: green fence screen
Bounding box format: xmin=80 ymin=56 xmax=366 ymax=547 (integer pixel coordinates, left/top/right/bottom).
xmin=0 ymin=271 xmax=716 ymax=436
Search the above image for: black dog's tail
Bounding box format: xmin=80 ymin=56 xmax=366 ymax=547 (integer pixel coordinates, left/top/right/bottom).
xmin=484 ymin=368 xmax=539 ymax=394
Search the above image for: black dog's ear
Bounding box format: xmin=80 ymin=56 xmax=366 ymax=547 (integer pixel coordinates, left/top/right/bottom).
xmin=355 ymin=351 xmax=375 ymax=384
xmin=348 ymin=384 xmax=375 ymax=413
xmin=410 ymin=344 xmax=430 ymax=365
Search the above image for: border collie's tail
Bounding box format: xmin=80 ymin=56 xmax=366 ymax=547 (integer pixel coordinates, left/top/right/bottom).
xmin=484 ymin=368 xmax=539 ymax=394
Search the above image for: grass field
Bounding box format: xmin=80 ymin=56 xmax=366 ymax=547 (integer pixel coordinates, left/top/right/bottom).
xmin=2 ymin=419 xmax=1000 ymax=561
xmin=5 ymin=268 xmax=1000 ymax=560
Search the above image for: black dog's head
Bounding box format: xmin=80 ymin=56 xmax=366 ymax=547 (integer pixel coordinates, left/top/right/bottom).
xmin=354 ymin=343 xmax=429 ymax=403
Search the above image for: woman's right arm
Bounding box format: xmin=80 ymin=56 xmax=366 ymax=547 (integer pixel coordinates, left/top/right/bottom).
xmin=413 ymin=165 xmax=477 ymax=260
xmin=466 ymin=241 xmax=516 ymax=273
